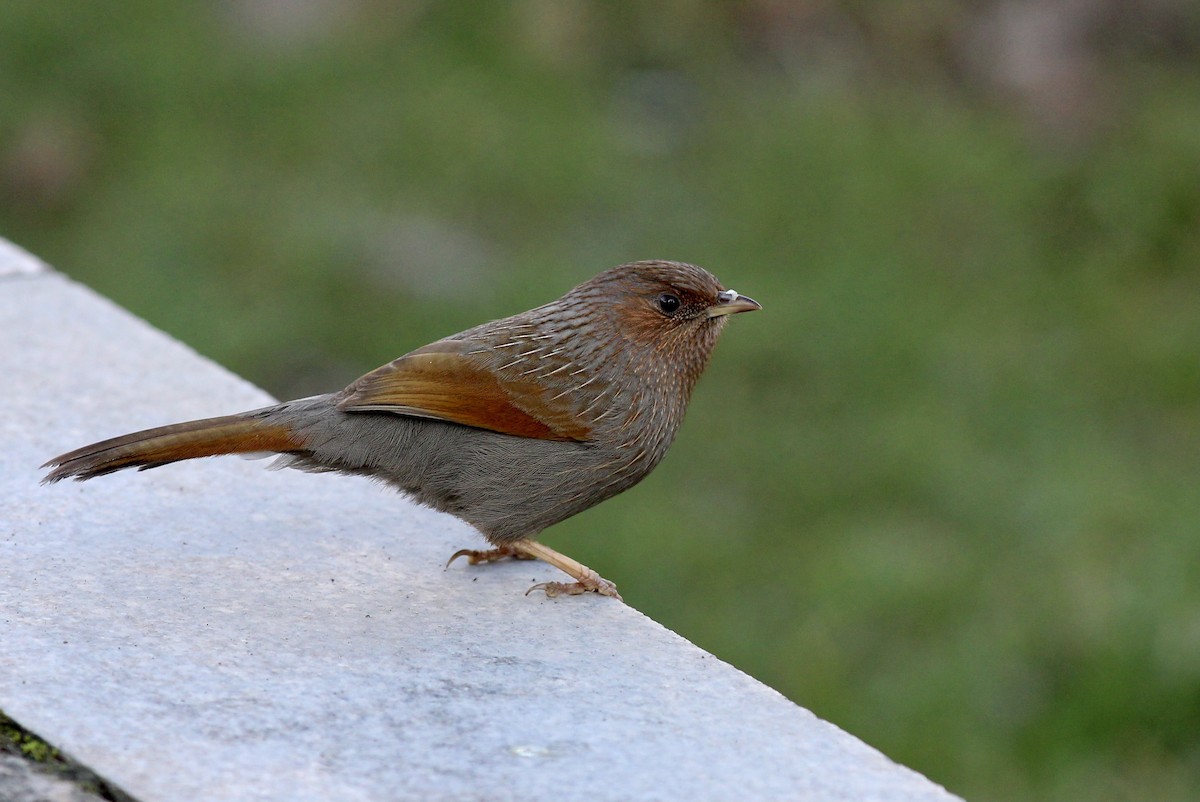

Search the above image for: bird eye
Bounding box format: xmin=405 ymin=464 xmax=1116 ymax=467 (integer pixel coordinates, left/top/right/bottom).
xmin=656 ymin=293 xmax=681 ymax=314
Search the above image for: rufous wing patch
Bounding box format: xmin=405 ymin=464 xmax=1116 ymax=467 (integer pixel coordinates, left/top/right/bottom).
xmin=336 ymin=340 xmax=591 ymax=442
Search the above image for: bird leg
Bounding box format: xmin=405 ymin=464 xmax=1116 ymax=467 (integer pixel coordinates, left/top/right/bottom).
xmin=446 ymin=539 xmax=622 ymax=601
xmin=513 ymin=539 xmax=623 ymax=601
xmin=445 ymin=544 xmax=538 ymax=567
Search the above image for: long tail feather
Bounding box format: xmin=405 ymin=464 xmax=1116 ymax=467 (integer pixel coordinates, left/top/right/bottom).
xmin=41 ymin=414 xmax=303 ymax=484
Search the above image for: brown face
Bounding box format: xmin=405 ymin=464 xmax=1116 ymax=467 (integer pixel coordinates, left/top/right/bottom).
xmin=593 ymin=262 xmax=760 ymax=392
xmin=608 ymin=262 xmax=760 ymax=346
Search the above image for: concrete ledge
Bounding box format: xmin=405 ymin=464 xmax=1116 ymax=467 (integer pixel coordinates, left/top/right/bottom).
xmin=0 ymin=239 xmax=47 ymax=277
xmin=0 ymin=239 xmax=959 ymax=801
xmin=0 ymin=752 xmax=108 ymax=802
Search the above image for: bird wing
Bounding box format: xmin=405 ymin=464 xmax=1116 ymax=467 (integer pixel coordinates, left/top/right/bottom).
xmin=335 ymin=339 xmax=592 ymax=442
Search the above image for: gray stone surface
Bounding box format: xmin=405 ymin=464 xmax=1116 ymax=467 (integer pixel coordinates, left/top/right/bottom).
xmin=0 ymin=238 xmax=46 ymax=276
xmin=0 ymin=753 xmax=110 ymax=802
xmin=0 ymin=242 xmax=961 ymax=802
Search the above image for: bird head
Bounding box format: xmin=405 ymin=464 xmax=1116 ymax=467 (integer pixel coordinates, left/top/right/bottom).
xmin=582 ymin=260 xmax=760 ymax=386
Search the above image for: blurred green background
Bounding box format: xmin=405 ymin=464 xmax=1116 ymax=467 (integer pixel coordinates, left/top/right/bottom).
xmin=4 ymin=2 xmax=1200 ymax=799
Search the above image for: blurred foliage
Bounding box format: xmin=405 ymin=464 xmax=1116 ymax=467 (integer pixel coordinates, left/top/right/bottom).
xmin=4 ymin=2 xmax=1200 ymax=799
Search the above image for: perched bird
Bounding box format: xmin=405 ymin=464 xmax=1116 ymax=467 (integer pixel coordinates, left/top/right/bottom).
xmin=43 ymin=260 xmax=760 ymax=600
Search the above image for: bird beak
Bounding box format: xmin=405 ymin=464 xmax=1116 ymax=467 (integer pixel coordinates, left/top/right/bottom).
xmin=708 ymin=289 xmax=762 ymax=318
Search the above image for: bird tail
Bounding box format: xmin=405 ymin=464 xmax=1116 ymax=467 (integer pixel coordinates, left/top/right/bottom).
xmin=41 ymin=413 xmax=304 ymax=484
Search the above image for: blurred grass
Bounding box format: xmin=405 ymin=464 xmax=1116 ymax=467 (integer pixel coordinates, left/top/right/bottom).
xmin=4 ymin=3 xmax=1200 ymax=800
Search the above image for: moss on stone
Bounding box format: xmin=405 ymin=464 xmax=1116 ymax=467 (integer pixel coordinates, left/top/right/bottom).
xmin=0 ymin=710 xmax=63 ymax=764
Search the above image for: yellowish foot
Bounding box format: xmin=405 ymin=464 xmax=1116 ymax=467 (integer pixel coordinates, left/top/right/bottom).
xmin=526 ymin=575 xmax=621 ymax=599
xmin=514 ymin=539 xmax=623 ymax=601
xmin=445 ymin=544 xmax=537 ymax=568
xmin=446 ymin=538 xmax=622 ymax=601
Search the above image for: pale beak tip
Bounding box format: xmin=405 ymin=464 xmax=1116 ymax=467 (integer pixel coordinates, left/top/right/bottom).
xmin=710 ymin=290 xmax=762 ymax=317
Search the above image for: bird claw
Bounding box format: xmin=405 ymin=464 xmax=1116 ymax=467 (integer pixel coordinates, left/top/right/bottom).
xmin=448 ymin=538 xmax=622 ymax=601
xmin=526 ymin=576 xmax=623 ymax=601
xmin=446 ymin=545 xmax=537 ymax=568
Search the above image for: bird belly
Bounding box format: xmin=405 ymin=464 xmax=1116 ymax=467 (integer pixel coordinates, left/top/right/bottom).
xmin=281 ymin=406 xmax=655 ymax=544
